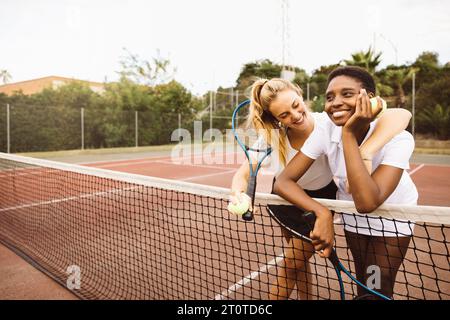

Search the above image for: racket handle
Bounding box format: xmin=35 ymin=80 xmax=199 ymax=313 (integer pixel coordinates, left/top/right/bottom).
xmin=328 ymin=249 xmax=340 ymax=268
xmin=242 ymin=211 xmax=253 ymax=221
xmin=303 ymin=211 xmax=316 ymax=231
xmin=243 ymin=176 xmax=257 ymax=221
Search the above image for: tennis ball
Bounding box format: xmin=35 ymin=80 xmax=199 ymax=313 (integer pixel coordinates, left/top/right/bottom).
xmin=228 ymin=200 xmax=250 ymax=215
xmin=370 ymin=97 xmax=387 ymax=115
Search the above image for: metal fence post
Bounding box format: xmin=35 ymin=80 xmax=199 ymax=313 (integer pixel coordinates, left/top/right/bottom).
xmin=135 ymin=111 xmax=138 ymax=147
xmin=7 ymin=103 xmax=10 ymax=153
xmin=81 ymin=107 xmax=84 ymax=150
xmin=412 ymin=72 xmax=416 ymax=137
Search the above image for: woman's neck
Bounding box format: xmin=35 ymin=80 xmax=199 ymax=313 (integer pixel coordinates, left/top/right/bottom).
xmin=287 ymin=113 xmax=315 ymax=150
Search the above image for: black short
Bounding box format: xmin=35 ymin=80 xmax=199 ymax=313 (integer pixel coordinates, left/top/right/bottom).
xmin=271 ymin=178 xmax=337 ymax=200
xmin=270 ymin=179 xmax=337 ymax=240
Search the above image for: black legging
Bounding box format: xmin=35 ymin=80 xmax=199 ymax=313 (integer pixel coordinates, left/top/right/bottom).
xmin=344 ymin=230 xmax=411 ymax=299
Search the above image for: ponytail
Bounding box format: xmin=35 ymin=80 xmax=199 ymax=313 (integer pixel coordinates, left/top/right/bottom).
xmin=247 ymin=78 xmax=303 ymax=167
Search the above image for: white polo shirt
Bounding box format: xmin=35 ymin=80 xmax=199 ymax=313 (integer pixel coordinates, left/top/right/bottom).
xmin=301 ymin=117 xmax=418 ymax=237
xmin=255 ymin=112 xmax=333 ymax=191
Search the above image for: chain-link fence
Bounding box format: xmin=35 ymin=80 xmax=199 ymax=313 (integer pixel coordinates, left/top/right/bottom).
xmin=2 ymin=84 xmax=448 ymax=154
xmin=0 ymin=104 xmax=185 ymax=153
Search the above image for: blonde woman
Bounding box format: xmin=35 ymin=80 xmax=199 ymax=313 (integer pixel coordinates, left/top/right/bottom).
xmin=229 ymin=78 xmax=412 ymax=300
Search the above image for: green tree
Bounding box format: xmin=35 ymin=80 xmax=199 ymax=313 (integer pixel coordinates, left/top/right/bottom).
xmin=30 ymin=81 xmax=99 ymax=109
xmin=344 ymin=47 xmax=382 ymax=73
xmin=416 ymin=104 xmax=450 ymax=139
xmin=117 ymin=48 xmax=176 ymax=86
xmin=415 ymin=67 xmax=450 ymax=114
xmin=236 ymin=59 xmax=283 ymax=90
xmin=308 ymin=64 xmax=340 ymax=101
xmin=410 ymin=51 xmax=441 ymax=93
xmin=292 ymin=69 xmax=310 ymax=90
xmin=413 ymin=51 xmax=439 ymax=69
xmin=384 ymin=67 xmax=418 ymax=108
xmin=149 ymin=80 xmax=202 ymax=143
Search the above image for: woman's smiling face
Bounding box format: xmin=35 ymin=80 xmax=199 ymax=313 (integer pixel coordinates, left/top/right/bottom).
xmin=268 ymin=89 xmax=310 ymax=130
xmin=325 ymin=75 xmax=368 ymax=126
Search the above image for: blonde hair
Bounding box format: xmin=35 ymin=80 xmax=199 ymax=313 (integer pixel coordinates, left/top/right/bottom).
xmin=249 ymin=78 xmax=303 ymax=166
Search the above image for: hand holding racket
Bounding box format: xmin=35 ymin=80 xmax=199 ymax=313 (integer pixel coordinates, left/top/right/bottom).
xmin=309 ymin=209 xmax=335 ymax=258
xmin=267 ymin=205 xmax=392 ymax=300
xmin=228 ymin=191 xmax=252 ymax=216
xmin=230 ymin=100 xmax=272 ymax=221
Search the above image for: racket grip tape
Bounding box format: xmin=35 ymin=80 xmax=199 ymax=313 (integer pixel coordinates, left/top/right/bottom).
xmin=302 ymin=211 xmax=316 ymax=231
xmin=304 ymin=211 xmax=341 ymax=268
xmin=242 ymin=176 xmax=257 ymax=221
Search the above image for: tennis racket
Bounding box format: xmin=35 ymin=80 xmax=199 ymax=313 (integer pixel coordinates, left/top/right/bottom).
xmin=267 ymin=205 xmax=392 ymax=300
xmin=231 ymin=99 xmax=272 ymax=221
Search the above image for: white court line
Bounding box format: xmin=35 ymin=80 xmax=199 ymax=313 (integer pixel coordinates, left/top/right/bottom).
xmin=154 ymin=160 xmax=274 ymax=176
xmin=180 ymin=169 xmax=237 ymax=181
xmin=153 ymin=160 xmax=237 ymax=171
xmin=0 ymin=186 xmax=139 ymax=213
xmin=76 ymin=154 xmax=178 ymax=165
xmin=214 ymin=253 xmax=285 ymax=300
xmin=0 ymin=167 xmax=60 ymax=179
xmin=409 ymin=164 xmax=425 ymax=176
xmin=215 ymin=215 xmax=342 ymax=300
xmin=86 ymin=152 xmax=240 ymax=168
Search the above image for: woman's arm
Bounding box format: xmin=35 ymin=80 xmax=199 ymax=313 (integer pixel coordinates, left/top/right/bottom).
xmin=273 ymin=153 xmax=319 ymax=212
xmin=274 ymin=152 xmax=334 ymax=258
xmin=343 ymin=130 xmax=404 ymax=212
xmin=231 ymin=161 xmax=251 ymax=194
xmin=360 ymin=108 xmax=412 ymax=163
xmin=229 ymin=160 xmax=256 ymax=207
xmin=343 ymin=91 xmax=406 ymax=212
xmin=345 ymin=106 xmax=411 ymax=193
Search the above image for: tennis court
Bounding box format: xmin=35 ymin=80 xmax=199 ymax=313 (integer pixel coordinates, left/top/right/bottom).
xmin=0 ymin=151 xmax=449 ymax=300
xmin=82 ymin=153 xmax=450 ymax=207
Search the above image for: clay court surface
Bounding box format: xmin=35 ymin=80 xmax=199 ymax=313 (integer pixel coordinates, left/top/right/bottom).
xmin=1 ymin=150 xmax=449 ymax=299
xmin=80 ymin=152 xmax=450 ymax=207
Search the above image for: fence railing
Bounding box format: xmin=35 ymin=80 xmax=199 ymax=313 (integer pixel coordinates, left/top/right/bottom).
xmin=1 ymin=104 xmax=191 ymax=153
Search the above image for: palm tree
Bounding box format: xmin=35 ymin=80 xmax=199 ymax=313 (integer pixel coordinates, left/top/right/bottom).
xmin=385 ymin=67 xmax=418 ymax=108
xmin=236 ymin=59 xmax=282 ymax=90
xmin=0 ymin=69 xmax=12 ymax=84
xmin=416 ymin=104 xmax=450 ymax=139
xmin=344 ymin=47 xmax=382 ymax=73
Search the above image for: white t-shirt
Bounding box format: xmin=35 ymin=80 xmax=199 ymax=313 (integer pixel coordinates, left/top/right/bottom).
xmin=253 ymin=112 xmax=333 ymax=191
xmin=301 ymin=117 xmax=418 ymax=237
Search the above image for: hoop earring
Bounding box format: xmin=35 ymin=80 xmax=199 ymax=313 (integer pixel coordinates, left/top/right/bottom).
xmin=277 ymin=121 xmax=288 ymax=135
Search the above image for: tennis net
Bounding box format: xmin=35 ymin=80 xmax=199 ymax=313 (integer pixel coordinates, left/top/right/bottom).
xmin=0 ymin=152 xmax=449 ymax=300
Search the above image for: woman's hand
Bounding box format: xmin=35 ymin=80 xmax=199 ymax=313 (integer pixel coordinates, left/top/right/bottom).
xmin=228 ymin=191 xmax=253 ymax=214
xmin=310 ymin=208 xmax=334 ymax=258
xmin=344 ymin=89 xmax=382 ymax=135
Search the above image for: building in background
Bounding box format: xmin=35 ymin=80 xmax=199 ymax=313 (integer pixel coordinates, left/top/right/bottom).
xmin=0 ymin=76 xmax=105 ymax=96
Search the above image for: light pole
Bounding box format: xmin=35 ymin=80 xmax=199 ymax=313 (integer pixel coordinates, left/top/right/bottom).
xmin=412 ymin=72 xmax=416 ymax=137
xmin=379 ymin=34 xmax=398 ymax=65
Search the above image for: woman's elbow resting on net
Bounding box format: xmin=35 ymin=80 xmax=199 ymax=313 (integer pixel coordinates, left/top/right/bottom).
xmin=272 ymin=178 xmax=285 ymax=195
xmin=355 ymin=201 xmax=379 ymax=214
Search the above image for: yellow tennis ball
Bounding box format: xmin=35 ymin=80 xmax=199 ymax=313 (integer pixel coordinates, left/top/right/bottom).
xmin=227 ymin=200 xmax=250 ymax=215
xmin=370 ymin=97 xmax=387 ymax=116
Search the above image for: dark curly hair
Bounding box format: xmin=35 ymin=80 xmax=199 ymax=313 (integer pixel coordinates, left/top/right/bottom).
xmin=327 ymin=66 xmax=376 ymax=95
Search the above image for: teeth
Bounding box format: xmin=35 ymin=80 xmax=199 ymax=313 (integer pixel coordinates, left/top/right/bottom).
xmin=333 ymin=111 xmax=347 ymax=118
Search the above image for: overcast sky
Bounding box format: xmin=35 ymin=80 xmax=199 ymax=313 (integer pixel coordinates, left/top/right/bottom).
xmin=1 ymin=0 xmax=449 ymax=95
